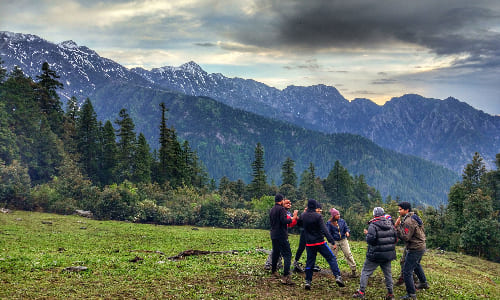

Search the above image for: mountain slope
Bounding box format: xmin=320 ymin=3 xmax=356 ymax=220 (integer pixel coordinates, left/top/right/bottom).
xmin=131 ymin=64 xmax=500 ymax=173
xmin=91 ymin=82 xmax=458 ymax=206
xmin=2 ymin=31 xmax=497 ymax=173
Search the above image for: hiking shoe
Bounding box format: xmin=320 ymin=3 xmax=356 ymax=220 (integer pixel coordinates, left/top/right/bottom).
xmin=399 ymin=294 xmax=416 ymax=300
xmin=352 ymin=290 xmax=365 ymax=298
xmin=271 ymin=272 xmax=280 ymax=279
xmin=416 ymin=282 xmax=429 ymax=290
xmin=385 ymin=293 xmax=395 ymax=300
xmin=293 ymin=261 xmax=304 ymax=273
xmin=335 ymin=275 xmax=345 ymax=287
xmin=395 ymin=276 xmax=404 ymax=286
xmin=281 ymin=275 xmax=294 ymax=286
xmin=304 ymin=280 xmax=311 ymax=290
xmin=312 ymin=265 xmax=321 ymax=272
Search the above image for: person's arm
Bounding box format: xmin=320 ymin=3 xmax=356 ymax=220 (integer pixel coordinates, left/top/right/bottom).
xmin=344 ymin=220 xmax=351 ymax=237
xmin=321 ymin=218 xmax=336 ymax=244
xmin=396 ymin=219 xmax=416 ymax=242
xmin=366 ymin=224 xmax=377 ymax=245
xmin=280 ymin=207 xmax=292 ymax=225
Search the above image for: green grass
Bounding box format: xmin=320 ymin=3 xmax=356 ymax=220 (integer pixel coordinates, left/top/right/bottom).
xmin=1 ymin=211 xmax=498 ymax=299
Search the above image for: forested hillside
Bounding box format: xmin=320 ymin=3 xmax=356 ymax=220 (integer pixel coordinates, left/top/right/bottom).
xmin=91 ymin=82 xmax=458 ymax=206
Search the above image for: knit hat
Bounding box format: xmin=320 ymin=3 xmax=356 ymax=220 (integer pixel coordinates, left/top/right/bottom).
xmin=398 ymin=201 xmax=411 ymax=211
xmin=330 ymin=208 xmax=340 ymax=217
xmin=307 ymin=199 xmax=317 ymax=209
xmin=373 ymin=207 xmax=385 ymax=217
xmin=275 ymin=193 xmax=284 ymax=203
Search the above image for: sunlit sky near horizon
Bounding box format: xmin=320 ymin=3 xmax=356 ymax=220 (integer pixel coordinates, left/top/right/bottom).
xmin=1 ymin=0 xmax=500 ymax=115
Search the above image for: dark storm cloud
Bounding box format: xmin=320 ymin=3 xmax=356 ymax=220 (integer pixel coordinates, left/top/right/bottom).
xmin=231 ymin=0 xmax=500 ymax=64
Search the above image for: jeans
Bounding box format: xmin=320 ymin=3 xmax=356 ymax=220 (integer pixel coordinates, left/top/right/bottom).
xmin=359 ymin=259 xmax=393 ymax=294
xmin=305 ymin=242 xmax=341 ymax=282
xmin=403 ymin=249 xmax=427 ymax=294
xmin=271 ymin=238 xmax=292 ymax=276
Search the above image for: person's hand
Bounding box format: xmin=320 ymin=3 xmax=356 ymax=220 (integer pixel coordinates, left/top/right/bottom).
xmin=363 ymin=229 xmax=368 ymax=234
xmin=346 ymin=232 xmax=350 ymax=238
xmin=293 ymin=210 xmax=298 ymax=217
xmin=395 ymin=217 xmax=401 ymax=227
xmin=332 ymin=244 xmax=337 ymax=250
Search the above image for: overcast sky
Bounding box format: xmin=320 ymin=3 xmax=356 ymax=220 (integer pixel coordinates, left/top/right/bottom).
xmin=1 ymin=0 xmax=500 ymax=115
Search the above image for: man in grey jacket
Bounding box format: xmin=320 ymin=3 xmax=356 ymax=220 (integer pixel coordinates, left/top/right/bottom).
xmin=353 ymin=207 xmax=396 ymax=300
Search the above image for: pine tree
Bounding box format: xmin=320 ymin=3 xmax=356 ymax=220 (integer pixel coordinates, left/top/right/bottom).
xmin=115 ymin=108 xmax=136 ymax=182
xmin=99 ymin=120 xmax=118 ymax=186
xmin=353 ymin=174 xmax=370 ymax=209
xmin=132 ymin=133 xmax=152 ymax=183
xmin=281 ymin=157 xmax=297 ymax=188
xmin=324 ymin=160 xmax=353 ymax=206
xmin=61 ymin=96 xmax=78 ymax=155
xmin=76 ymin=98 xmax=100 ymax=184
xmin=249 ymin=142 xmax=267 ymax=198
xmin=35 ymin=62 xmax=64 ymax=135
xmin=462 ymin=152 xmax=487 ymax=194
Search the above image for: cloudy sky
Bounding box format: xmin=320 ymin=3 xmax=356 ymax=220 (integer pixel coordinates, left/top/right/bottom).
xmin=1 ymin=0 xmax=500 ymax=115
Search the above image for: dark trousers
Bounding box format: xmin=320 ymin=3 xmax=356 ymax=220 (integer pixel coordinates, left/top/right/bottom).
xmin=294 ymin=230 xmax=306 ymax=261
xmin=403 ymin=249 xmax=427 ymax=294
xmin=305 ymin=243 xmax=341 ymax=282
xmin=271 ymin=238 xmax=292 ymax=276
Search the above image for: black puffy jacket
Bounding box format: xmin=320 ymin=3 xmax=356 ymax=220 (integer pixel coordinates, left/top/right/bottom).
xmin=365 ymin=216 xmax=397 ymax=262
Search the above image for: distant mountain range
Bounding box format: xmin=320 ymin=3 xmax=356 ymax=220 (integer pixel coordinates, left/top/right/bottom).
xmin=1 ymin=31 xmax=492 ymax=206
xmin=2 ymin=31 xmax=497 ymax=174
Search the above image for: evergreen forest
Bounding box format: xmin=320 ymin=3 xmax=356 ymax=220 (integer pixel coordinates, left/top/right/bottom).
xmin=0 ymin=60 xmax=499 ymax=262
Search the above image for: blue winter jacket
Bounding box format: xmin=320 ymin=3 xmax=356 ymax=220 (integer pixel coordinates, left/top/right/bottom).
xmin=326 ymin=218 xmax=350 ymax=241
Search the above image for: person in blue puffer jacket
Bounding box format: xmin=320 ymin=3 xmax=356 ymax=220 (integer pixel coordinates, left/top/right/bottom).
xmin=326 ymin=208 xmax=357 ymax=277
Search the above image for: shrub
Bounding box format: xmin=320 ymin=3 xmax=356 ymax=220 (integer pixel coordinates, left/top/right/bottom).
xmin=0 ymin=160 xmax=31 ymax=209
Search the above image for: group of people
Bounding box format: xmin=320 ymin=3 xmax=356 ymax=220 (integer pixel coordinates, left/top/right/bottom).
xmin=268 ymin=194 xmax=429 ymax=300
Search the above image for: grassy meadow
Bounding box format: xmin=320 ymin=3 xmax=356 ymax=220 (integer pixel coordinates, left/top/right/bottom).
xmin=1 ymin=210 xmax=499 ymax=299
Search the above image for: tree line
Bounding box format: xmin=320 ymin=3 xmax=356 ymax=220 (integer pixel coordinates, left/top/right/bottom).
xmin=0 ymin=60 xmax=498 ymax=262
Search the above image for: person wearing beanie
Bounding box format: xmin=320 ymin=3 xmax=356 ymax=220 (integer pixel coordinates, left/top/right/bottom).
xmin=326 ymin=207 xmax=357 ymax=277
xmin=299 ymin=199 xmax=345 ymax=290
xmin=269 ymin=194 xmax=298 ymax=285
xmin=353 ymin=207 xmax=397 ymax=300
xmin=292 ymin=200 xmax=321 ymax=273
xmin=395 ymin=202 xmax=428 ymax=299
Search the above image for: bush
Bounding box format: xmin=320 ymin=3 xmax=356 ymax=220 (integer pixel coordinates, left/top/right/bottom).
xmin=0 ymin=160 xmax=31 ymax=209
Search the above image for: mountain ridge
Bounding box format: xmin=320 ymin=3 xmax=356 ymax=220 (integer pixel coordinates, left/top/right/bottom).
xmin=1 ymin=30 xmax=498 ymax=175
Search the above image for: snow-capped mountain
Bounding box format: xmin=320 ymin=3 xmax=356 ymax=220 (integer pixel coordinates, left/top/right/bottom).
xmin=0 ymin=31 xmax=151 ymax=102
xmin=1 ymin=31 xmax=498 ymax=173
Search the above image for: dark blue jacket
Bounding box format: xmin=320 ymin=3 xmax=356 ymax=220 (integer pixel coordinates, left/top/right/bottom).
xmin=299 ymin=209 xmax=335 ymax=245
xmin=365 ymin=216 xmax=397 ymax=262
xmin=326 ymin=218 xmax=350 ymax=241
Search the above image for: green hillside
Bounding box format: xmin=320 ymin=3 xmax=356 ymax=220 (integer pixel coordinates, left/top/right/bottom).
xmin=1 ymin=211 xmax=498 ymax=299
xmin=92 ymin=83 xmax=459 ymax=206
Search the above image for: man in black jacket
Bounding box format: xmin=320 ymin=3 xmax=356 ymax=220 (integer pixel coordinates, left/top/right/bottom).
xmin=269 ymin=193 xmax=298 ymax=285
xmin=300 ymin=199 xmax=345 ymax=290
xmin=353 ymin=207 xmax=397 ymax=300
